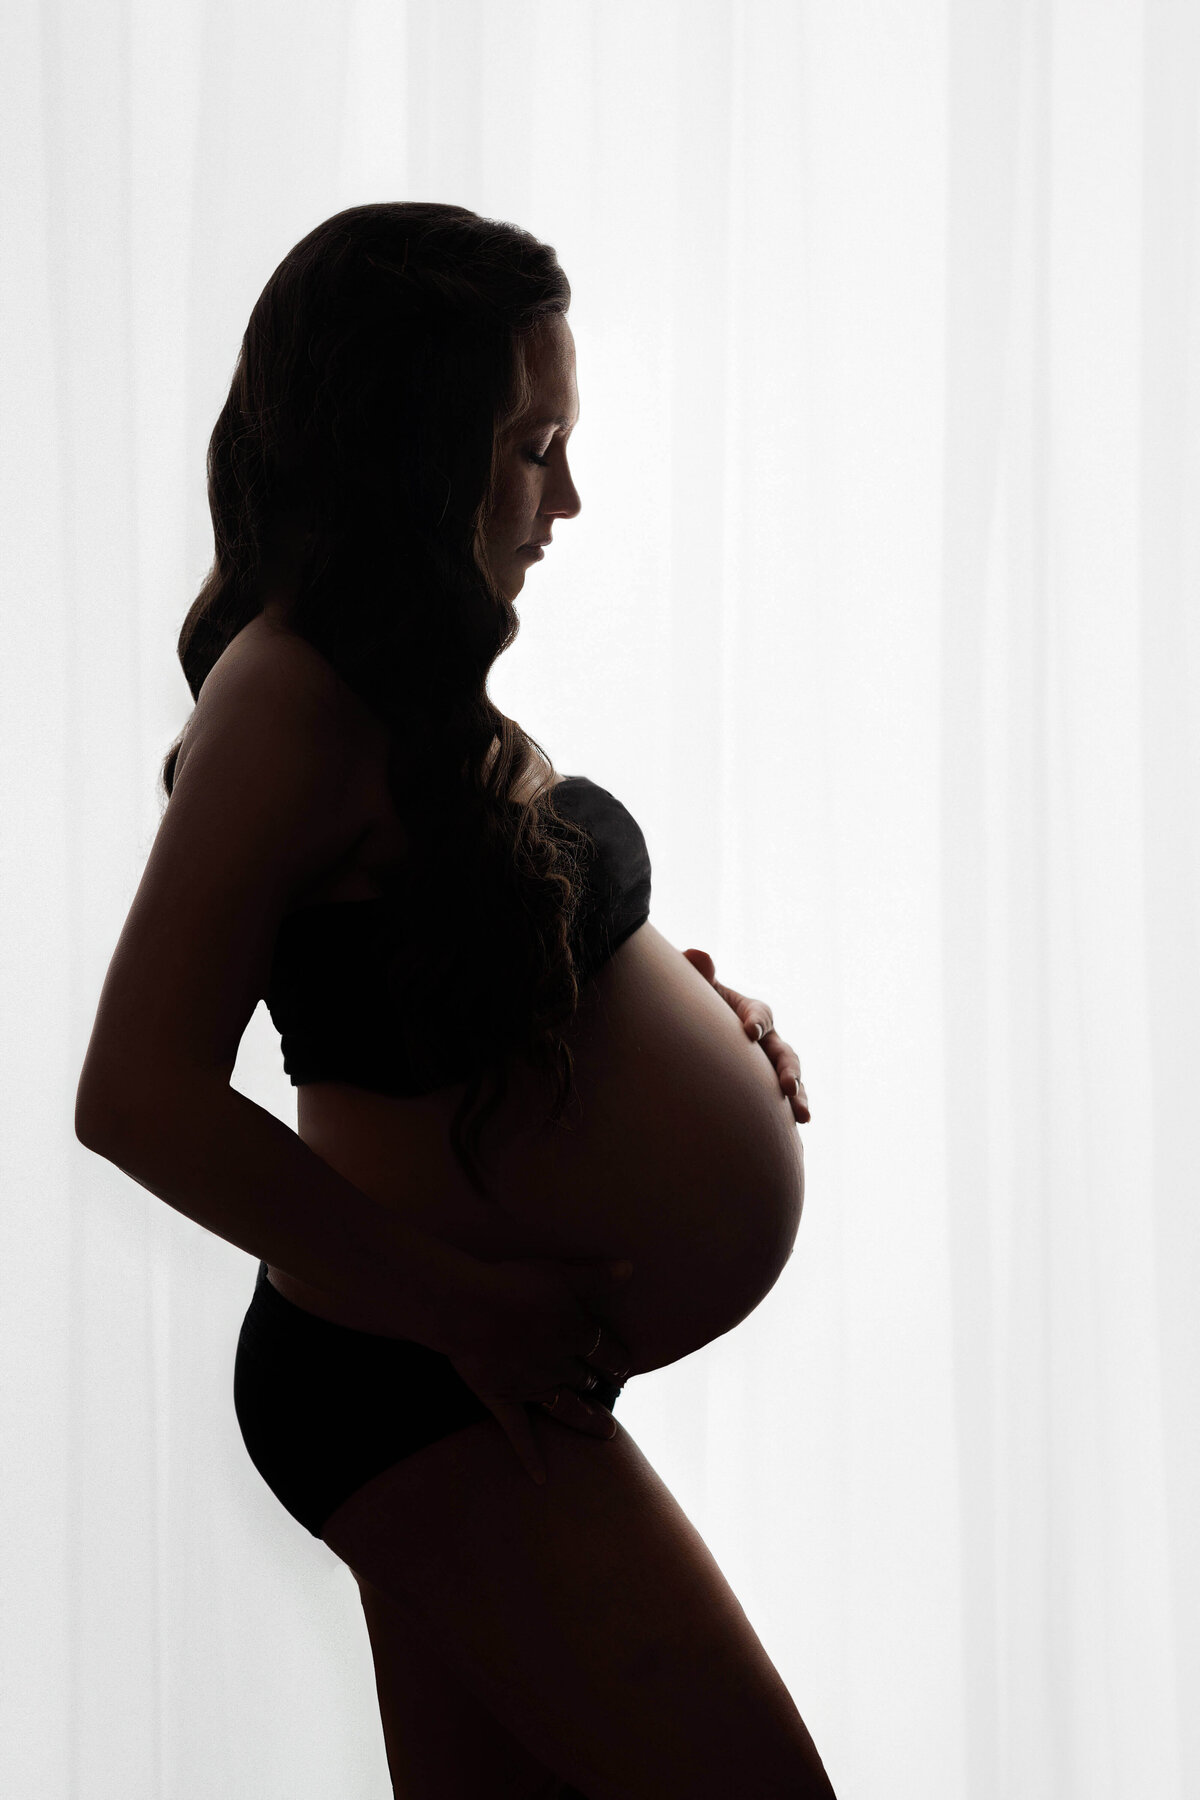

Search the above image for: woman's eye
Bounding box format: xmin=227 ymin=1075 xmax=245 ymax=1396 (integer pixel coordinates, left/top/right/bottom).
xmin=525 ymin=451 xmax=550 ymax=467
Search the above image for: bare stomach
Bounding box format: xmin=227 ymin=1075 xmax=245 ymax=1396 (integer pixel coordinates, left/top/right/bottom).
xmin=267 ymin=920 xmax=805 ymax=1376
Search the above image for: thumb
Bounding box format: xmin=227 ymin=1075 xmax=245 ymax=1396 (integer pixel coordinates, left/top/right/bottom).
xmin=487 ymin=1399 xmax=547 ymax=1486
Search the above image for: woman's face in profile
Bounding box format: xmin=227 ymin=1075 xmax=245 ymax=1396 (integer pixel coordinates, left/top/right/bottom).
xmin=481 ymin=312 xmax=582 ymax=600
xmin=261 ymin=314 xmax=583 ymax=616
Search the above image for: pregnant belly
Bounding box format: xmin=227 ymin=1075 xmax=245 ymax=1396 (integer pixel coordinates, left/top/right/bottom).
xmin=284 ymin=921 xmax=805 ymax=1375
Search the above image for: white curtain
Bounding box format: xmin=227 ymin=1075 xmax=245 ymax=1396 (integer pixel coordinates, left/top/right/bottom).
xmin=3 ymin=2 xmax=1196 ymax=1795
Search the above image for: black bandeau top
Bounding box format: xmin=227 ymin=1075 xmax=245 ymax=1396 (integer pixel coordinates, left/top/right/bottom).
xmin=264 ymin=775 xmax=651 ymax=1096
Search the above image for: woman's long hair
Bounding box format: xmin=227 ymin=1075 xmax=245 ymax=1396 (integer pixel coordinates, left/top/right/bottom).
xmin=160 ymin=202 xmax=594 ymax=1198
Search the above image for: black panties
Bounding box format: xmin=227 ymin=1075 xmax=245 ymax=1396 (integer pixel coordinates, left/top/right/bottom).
xmin=233 ymin=1259 xmax=621 ymax=1538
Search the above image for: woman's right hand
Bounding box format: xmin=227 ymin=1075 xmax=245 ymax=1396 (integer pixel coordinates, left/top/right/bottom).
xmin=444 ymin=1255 xmax=635 ymax=1485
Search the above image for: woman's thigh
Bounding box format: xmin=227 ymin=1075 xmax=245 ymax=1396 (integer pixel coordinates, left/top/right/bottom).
xmin=352 ymin=1570 xmax=576 ymax=1798
xmin=320 ymin=1410 xmax=837 ymax=1800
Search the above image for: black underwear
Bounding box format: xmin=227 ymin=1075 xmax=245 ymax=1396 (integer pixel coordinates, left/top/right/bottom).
xmin=233 ymin=1259 xmax=621 ymax=1538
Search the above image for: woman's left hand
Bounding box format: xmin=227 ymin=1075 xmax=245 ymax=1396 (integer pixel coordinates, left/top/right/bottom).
xmin=682 ymin=948 xmax=810 ymax=1123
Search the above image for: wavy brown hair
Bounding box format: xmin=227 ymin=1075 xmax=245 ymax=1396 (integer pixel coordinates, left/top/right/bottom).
xmin=159 ymin=201 xmax=594 ymax=1198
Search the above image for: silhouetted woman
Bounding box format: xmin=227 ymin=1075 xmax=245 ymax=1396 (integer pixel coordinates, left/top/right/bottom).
xmin=76 ymin=201 xmax=833 ymax=1799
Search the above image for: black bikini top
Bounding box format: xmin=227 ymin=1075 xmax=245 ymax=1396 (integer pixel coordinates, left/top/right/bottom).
xmin=264 ymin=775 xmax=651 ymax=1095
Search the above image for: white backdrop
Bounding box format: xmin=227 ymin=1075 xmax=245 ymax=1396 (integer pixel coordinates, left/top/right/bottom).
xmin=3 ymin=2 xmax=1197 ymax=1796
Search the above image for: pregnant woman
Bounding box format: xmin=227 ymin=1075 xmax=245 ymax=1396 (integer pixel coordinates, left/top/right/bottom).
xmin=75 ymin=203 xmax=835 ymax=1799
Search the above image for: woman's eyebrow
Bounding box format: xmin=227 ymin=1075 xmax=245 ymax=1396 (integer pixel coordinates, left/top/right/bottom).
xmin=526 ymin=412 xmax=579 ymax=430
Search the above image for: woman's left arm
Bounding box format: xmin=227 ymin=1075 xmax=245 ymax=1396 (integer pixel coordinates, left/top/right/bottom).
xmin=682 ymin=948 xmax=811 ymax=1123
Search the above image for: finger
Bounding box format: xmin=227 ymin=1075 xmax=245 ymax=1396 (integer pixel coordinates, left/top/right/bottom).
xmin=540 ymin=1391 xmax=619 ymax=1441
xmin=692 ymin=955 xmax=749 ymax=1020
xmin=741 ymin=1003 xmax=774 ymax=1041
xmin=761 ymin=1028 xmax=795 ymax=1076
xmin=487 ymin=1400 xmax=547 ymax=1485
xmin=759 ymin=1030 xmax=810 ymax=1115
xmin=585 ymin=1325 xmax=633 ymax=1386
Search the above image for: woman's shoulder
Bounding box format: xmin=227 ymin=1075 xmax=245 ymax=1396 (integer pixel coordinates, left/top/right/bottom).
xmin=175 ymin=608 xmax=384 ymax=793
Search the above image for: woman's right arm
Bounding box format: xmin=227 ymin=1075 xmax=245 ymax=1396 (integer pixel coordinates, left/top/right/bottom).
xmin=77 ymin=1075 xmax=477 ymax=1350
xmin=73 ymin=628 xmax=479 ymax=1350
